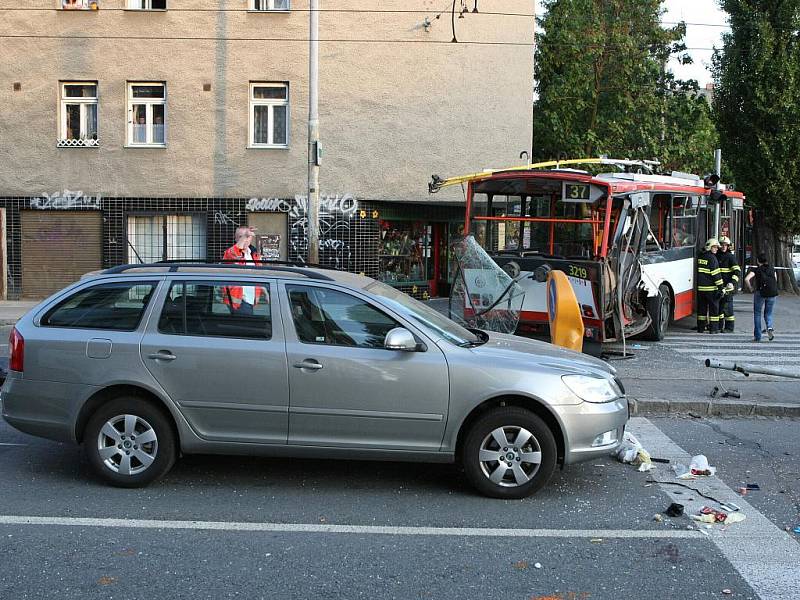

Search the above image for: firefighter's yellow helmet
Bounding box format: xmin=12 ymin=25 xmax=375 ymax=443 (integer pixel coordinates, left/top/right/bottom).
xmin=705 ymin=238 xmax=720 ymax=251
xmin=719 ymin=236 xmax=733 ymax=250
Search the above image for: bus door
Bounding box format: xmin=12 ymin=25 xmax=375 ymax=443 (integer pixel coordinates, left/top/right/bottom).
xmin=731 ymin=198 xmax=746 ymax=269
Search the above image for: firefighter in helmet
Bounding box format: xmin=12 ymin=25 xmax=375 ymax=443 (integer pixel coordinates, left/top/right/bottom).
xmin=696 ymin=238 xmax=724 ymax=333
xmin=716 ymin=235 xmax=740 ymax=332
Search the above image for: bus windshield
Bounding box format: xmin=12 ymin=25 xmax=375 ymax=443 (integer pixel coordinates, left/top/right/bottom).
xmin=469 ymin=177 xmax=614 ymax=259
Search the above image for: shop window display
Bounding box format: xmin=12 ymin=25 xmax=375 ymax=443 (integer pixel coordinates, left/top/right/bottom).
xmin=378 ymin=221 xmax=430 ymax=284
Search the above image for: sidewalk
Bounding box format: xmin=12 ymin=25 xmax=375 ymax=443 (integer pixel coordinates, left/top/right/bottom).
xmin=0 ymin=301 xmax=40 ymax=325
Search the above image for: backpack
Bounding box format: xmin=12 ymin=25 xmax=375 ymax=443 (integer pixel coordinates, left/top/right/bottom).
xmin=757 ymin=265 xmax=778 ymax=297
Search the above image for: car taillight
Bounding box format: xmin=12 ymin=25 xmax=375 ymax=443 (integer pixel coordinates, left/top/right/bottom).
xmin=9 ymin=327 xmax=24 ymax=372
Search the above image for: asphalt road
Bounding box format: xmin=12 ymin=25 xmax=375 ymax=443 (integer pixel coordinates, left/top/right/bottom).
xmin=1 ymin=300 xmax=799 ymax=598
xmin=1 ymin=415 xmax=798 ymax=599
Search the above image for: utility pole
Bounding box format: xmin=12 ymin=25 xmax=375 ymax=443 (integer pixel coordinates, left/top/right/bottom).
xmin=714 ymin=148 xmax=722 ymax=237
xmin=307 ymin=0 xmax=320 ymax=264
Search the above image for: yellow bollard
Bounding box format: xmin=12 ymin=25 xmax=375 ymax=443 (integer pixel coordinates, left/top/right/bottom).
xmin=546 ymin=270 xmax=585 ymax=352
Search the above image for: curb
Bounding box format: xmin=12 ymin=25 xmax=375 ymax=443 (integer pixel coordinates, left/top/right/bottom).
xmin=629 ymin=398 xmax=800 ymax=418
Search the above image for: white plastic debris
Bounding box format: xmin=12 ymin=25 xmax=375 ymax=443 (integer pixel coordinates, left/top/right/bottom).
xmin=615 ymin=432 xmax=652 ymax=471
xmin=673 ymin=454 xmax=716 ymax=479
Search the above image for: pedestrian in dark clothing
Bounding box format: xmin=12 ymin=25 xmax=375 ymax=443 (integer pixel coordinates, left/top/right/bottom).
xmin=696 ymin=238 xmax=724 ymax=333
xmin=744 ymin=254 xmax=778 ymax=342
xmin=716 ymin=236 xmax=740 ymax=332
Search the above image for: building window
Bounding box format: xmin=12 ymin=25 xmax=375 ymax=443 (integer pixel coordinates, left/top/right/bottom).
xmin=251 ymin=0 xmax=289 ymax=10
xmin=59 ymin=82 xmax=98 ymax=147
xmin=249 ymin=83 xmax=289 ymax=148
xmin=62 ymin=0 xmax=99 ymax=9
xmin=128 ymin=0 xmax=166 ymax=8
xmin=127 ymin=214 xmax=206 ymax=263
xmin=127 ymin=83 xmax=166 ymax=147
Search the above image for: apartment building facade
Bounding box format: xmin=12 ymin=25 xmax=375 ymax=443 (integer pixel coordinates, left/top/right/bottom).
xmin=0 ymin=0 xmax=534 ymax=299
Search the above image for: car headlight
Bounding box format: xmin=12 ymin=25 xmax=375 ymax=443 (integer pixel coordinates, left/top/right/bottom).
xmin=562 ymin=374 xmax=621 ymax=403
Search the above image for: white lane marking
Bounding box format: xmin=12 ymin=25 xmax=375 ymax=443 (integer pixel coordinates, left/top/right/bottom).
xmin=629 ymin=417 xmax=800 ymax=600
xmin=0 ymin=515 xmax=704 ymax=539
xmin=0 ymin=443 xmax=28 ymax=447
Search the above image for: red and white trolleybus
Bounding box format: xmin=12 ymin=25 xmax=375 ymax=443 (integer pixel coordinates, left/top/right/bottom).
xmin=429 ymin=159 xmax=746 ymax=343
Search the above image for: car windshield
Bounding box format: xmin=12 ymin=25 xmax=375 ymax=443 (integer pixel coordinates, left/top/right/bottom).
xmin=364 ymin=280 xmax=480 ymax=346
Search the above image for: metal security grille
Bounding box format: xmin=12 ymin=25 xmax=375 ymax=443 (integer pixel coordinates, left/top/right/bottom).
xmin=20 ymin=211 xmax=102 ymax=299
xmin=127 ymin=214 xmax=206 ymax=263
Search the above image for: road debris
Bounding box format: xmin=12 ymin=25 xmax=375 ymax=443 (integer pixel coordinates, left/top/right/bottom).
xmin=673 ymin=455 xmax=716 ymax=479
xmin=534 ymin=563 xmax=542 ymax=569
xmin=665 ymin=503 xmax=684 ymax=517
xmin=690 ymin=507 xmax=746 ymax=526
xmin=615 ymin=432 xmax=652 ymax=472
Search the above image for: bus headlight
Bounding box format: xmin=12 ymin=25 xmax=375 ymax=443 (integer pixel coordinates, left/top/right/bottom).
xmin=562 ymin=374 xmax=621 ymax=403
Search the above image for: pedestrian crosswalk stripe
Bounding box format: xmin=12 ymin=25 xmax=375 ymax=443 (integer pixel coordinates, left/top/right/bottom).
xmin=690 ymin=356 xmax=800 ymax=364
xmin=674 ymin=347 xmax=799 ymax=354
xmin=664 ymin=331 xmax=800 ymax=343
xmin=660 ymin=337 xmax=800 ymax=346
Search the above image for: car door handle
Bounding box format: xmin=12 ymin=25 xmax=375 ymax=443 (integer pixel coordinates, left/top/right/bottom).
xmin=293 ymin=360 xmax=323 ymax=370
xmin=148 ymin=352 xmax=177 ymax=361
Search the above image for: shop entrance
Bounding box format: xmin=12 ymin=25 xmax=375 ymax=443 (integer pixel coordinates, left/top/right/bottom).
xmin=377 ymin=218 xmax=462 ymax=299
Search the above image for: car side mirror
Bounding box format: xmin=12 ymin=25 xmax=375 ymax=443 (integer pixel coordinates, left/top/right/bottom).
xmin=384 ymin=327 xmax=418 ymax=352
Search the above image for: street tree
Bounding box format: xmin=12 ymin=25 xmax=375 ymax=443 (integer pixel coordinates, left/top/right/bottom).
xmin=713 ymin=0 xmax=800 ymax=292
xmin=533 ymin=0 xmax=717 ymax=175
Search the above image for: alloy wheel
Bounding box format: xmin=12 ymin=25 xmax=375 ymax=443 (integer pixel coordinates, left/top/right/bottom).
xmin=96 ymin=414 xmax=159 ymax=476
xmin=478 ymin=426 xmax=542 ymax=487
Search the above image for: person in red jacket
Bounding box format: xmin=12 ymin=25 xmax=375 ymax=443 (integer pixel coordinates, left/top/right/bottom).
xmin=222 ymin=226 xmax=265 ymax=314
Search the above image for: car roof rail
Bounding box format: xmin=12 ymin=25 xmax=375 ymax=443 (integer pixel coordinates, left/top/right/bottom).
xmin=102 ymin=260 xmax=336 ymax=281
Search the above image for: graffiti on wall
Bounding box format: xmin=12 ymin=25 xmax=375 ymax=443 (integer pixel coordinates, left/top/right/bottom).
xmin=30 ymin=190 xmax=101 ymax=210
xmin=247 ymin=194 xmax=360 ymax=268
xmin=245 ymin=193 xmax=358 ymax=218
xmin=213 ymin=211 xmax=239 ymax=226
xmin=288 ymin=194 xmax=358 ymax=268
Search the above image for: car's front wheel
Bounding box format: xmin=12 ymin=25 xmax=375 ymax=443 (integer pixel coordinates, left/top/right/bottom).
xmin=461 ymin=407 xmax=557 ymax=499
xmin=83 ymin=396 xmax=177 ymax=488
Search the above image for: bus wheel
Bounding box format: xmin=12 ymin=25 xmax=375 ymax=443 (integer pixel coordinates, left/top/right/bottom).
xmin=644 ymin=284 xmax=671 ymax=341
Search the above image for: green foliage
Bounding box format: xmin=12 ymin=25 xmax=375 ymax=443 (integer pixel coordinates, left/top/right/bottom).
xmin=533 ymin=0 xmax=717 ymax=174
xmin=713 ymin=0 xmax=800 ymax=236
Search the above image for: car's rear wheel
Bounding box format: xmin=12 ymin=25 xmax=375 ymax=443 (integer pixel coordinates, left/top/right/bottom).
xmin=461 ymin=407 xmax=557 ymax=499
xmin=83 ymin=396 xmax=176 ymax=488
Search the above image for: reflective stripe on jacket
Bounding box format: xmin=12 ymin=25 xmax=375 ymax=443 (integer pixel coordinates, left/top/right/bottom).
xmin=717 ymin=250 xmax=741 ymax=285
xmin=222 ymin=244 xmax=266 ymax=307
xmin=697 ymin=251 xmax=723 ymax=292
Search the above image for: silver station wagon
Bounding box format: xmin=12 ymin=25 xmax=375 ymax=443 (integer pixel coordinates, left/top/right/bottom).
xmin=1 ymin=264 xmax=628 ymax=498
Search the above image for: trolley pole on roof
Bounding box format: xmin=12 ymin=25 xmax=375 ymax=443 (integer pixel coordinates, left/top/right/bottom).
xmin=714 ymin=149 xmax=722 ymax=237
xmin=307 ymin=0 xmax=321 ymax=264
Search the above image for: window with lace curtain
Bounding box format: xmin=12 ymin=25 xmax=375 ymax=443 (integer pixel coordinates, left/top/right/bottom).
xmin=249 ymin=82 xmax=289 ymax=148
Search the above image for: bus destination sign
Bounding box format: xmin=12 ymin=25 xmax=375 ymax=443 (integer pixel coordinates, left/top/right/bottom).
xmin=562 ymin=182 xmax=591 ymax=202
